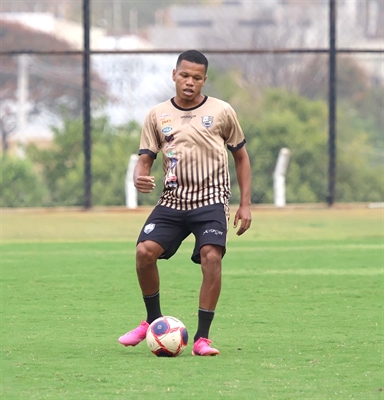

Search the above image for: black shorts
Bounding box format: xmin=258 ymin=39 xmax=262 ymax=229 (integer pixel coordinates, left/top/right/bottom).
xmin=137 ymin=203 xmax=229 ymax=264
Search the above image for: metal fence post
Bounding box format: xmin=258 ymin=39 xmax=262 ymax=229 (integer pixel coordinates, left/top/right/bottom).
xmin=83 ymin=0 xmax=92 ymax=209
xmin=327 ymin=0 xmax=337 ymax=206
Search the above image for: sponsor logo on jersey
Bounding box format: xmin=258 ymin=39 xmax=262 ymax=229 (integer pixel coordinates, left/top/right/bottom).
xmin=164 ymin=134 xmax=174 ymax=143
xmin=165 ymin=158 xmax=178 ymax=189
xmin=162 ymin=126 xmax=173 ymax=134
xmin=144 ymin=223 xmax=156 ymax=234
xmin=166 ymin=151 xmax=176 ymax=158
xmin=202 ymin=115 xmax=214 ymax=128
xmin=161 ymin=118 xmax=172 ymax=126
xmin=181 ymin=114 xmax=196 ymax=119
xmin=169 ymin=157 xmax=178 ymax=168
xmin=165 ymin=143 xmax=175 ymax=150
xmin=160 ymin=113 xmax=172 ymax=119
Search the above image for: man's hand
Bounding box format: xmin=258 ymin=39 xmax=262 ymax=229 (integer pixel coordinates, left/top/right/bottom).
xmin=233 ymin=205 xmax=252 ymax=236
xmin=135 ymin=176 xmax=156 ymax=193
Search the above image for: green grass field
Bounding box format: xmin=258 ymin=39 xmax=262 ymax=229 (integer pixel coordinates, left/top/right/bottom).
xmin=1 ymin=206 xmax=383 ymax=399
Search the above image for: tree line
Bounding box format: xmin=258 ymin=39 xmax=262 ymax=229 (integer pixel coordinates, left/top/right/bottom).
xmin=1 ymin=84 xmax=382 ymax=207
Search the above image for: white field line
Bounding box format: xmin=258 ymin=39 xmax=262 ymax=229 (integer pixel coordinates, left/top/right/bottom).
xmin=228 ymin=244 xmax=383 ymax=251
xmin=2 ymin=243 xmax=383 ymax=257
xmin=223 ymin=268 xmax=383 ymax=276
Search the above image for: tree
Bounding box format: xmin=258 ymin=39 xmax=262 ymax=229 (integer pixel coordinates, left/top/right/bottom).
xmin=297 ymin=54 xmax=383 ymax=166
xmin=27 ymin=115 xmax=141 ymax=206
xmin=0 ymin=20 xmax=107 ymax=153
xmin=0 ymin=156 xmax=48 ymax=207
xmin=206 ymin=70 xmax=381 ymax=204
xmin=239 ymin=89 xmax=382 ymax=203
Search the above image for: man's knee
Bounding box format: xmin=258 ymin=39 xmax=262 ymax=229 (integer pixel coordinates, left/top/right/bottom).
xmin=200 ymin=245 xmax=223 ymax=269
xmin=136 ymin=241 xmax=163 ymax=265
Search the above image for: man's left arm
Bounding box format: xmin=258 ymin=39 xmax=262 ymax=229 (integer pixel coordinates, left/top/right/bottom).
xmin=232 ymin=146 xmax=252 ymax=236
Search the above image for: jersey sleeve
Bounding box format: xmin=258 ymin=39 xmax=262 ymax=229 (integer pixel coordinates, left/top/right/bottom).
xmin=223 ymin=104 xmax=246 ymax=152
xmin=138 ymin=108 xmax=161 ymax=159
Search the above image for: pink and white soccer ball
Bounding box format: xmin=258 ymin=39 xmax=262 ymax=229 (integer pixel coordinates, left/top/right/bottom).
xmin=146 ymin=316 xmax=188 ymax=357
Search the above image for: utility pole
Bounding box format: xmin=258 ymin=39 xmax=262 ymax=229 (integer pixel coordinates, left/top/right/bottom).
xmin=17 ymin=54 xmax=29 ymax=158
xmin=130 ymin=8 xmax=138 ymax=34
xmin=113 ymin=0 xmax=122 ymax=33
xmin=327 ymin=0 xmax=337 ymax=206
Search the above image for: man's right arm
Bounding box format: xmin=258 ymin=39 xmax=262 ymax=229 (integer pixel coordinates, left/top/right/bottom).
xmin=134 ymin=154 xmax=156 ymax=193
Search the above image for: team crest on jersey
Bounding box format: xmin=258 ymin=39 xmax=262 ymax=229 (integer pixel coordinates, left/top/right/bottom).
xmin=144 ymin=223 xmax=156 ymax=234
xmin=202 ymin=115 xmax=214 ymax=128
xmin=162 ymin=126 xmax=173 ymax=134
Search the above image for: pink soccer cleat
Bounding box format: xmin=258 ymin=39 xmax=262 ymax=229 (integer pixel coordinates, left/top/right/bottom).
xmin=118 ymin=320 xmax=149 ymax=346
xmin=192 ymin=337 xmax=220 ymax=356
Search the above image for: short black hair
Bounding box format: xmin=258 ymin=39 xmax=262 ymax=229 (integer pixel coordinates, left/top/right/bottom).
xmin=176 ymin=50 xmax=208 ymax=73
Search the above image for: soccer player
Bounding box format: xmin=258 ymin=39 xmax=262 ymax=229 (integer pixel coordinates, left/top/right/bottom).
xmin=118 ymin=50 xmax=252 ymax=356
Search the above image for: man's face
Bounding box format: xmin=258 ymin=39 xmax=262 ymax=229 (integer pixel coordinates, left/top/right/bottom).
xmin=172 ymin=60 xmax=207 ymax=108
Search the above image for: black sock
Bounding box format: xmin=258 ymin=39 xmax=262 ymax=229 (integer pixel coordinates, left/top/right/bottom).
xmin=143 ymin=291 xmax=162 ymax=324
xmin=194 ymin=308 xmax=215 ymax=342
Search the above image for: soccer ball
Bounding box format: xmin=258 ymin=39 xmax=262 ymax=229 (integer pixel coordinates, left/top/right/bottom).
xmin=146 ymin=316 xmax=188 ymax=357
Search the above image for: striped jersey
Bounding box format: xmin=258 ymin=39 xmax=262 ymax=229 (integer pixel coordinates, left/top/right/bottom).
xmin=138 ymin=96 xmax=246 ymax=210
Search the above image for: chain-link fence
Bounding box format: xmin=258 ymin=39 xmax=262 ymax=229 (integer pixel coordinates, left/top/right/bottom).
xmin=1 ymin=0 xmax=383 ymax=208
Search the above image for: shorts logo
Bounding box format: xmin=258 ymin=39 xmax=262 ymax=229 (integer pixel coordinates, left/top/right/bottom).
xmin=202 ymin=115 xmax=214 ymax=128
xmin=162 ymin=126 xmax=173 ymax=134
xmin=203 ymin=229 xmax=223 ymax=236
xmin=144 ymin=223 xmax=156 ymax=234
